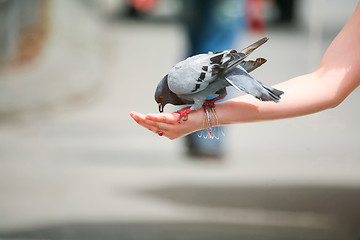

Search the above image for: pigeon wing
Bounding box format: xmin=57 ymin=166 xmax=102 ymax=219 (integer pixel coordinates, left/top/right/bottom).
xmin=167 ymin=54 xmax=219 ymax=95
xmin=225 ymin=65 xmax=284 ymax=102
xmin=240 ymin=58 xmax=267 ymax=73
xmin=210 ymin=37 xmax=269 ymax=78
xmin=240 ymin=37 xmax=269 ymax=55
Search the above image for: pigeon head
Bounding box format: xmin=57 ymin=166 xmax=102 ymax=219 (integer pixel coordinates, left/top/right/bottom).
xmin=155 ymin=75 xmax=185 ymax=113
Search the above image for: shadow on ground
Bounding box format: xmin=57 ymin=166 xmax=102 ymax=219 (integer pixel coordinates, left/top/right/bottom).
xmin=145 ymin=185 xmax=360 ymax=216
xmin=1 ymin=186 xmax=359 ymax=240
xmin=0 ymin=221 xmax=349 ymax=240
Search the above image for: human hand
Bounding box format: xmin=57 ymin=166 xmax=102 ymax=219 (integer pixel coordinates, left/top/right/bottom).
xmin=129 ymin=109 xmax=203 ymax=140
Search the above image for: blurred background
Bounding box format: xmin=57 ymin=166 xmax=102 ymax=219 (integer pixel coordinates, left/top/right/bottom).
xmin=1 ymin=0 xmax=360 ymax=239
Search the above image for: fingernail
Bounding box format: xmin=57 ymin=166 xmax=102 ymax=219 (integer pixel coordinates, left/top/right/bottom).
xmin=130 ymin=113 xmax=138 ymax=121
xmin=145 ymin=116 xmax=152 ymax=120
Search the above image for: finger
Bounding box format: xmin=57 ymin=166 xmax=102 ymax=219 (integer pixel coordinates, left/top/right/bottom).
xmin=129 ymin=111 xmax=146 ymax=124
xmin=145 ymin=112 xmax=178 ymax=124
xmin=131 ymin=112 xmax=163 ymax=127
xmin=130 ymin=112 xmax=168 ymax=133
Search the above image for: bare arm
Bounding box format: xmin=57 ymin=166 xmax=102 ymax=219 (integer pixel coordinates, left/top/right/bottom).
xmin=130 ymin=2 xmax=360 ymax=139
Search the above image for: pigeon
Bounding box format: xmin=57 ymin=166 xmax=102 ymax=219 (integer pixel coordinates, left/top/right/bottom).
xmin=155 ymin=37 xmax=284 ymax=122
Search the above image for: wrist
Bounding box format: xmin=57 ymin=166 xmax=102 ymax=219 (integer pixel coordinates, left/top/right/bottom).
xmin=188 ymin=107 xmax=205 ymax=132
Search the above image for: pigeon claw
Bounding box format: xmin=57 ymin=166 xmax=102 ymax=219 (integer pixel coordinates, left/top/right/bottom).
xmin=204 ymin=95 xmax=225 ymax=108
xmin=175 ymin=107 xmax=191 ymax=123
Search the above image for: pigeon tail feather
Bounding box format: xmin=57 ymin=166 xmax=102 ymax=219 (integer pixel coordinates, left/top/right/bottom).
xmin=256 ymin=81 xmax=284 ymax=102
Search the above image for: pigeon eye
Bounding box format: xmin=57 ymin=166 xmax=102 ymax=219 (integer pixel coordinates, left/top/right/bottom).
xmin=159 ymin=96 xmax=164 ymax=99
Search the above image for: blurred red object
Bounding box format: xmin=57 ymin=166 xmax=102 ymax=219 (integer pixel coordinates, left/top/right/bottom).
xmin=245 ymin=0 xmax=266 ymax=33
xmin=130 ymin=0 xmax=158 ymax=12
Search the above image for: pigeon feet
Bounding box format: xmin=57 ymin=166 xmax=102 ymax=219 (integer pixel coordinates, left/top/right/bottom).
xmin=175 ymin=107 xmax=192 ymax=123
xmin=204 ymin=95 xmax=226 ymax=108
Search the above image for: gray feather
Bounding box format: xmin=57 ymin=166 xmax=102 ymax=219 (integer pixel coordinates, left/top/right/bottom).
xmin=225 ymin=66 xmax=284 ymax=102
xmin=240 ymin=37 xmax=269 ymax=55
xmin=240 ymin=58 xmax=267 ymax=73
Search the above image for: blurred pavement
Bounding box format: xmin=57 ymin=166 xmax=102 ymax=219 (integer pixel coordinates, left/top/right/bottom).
xmin=1 ymin=1 xmax=360 ymax=239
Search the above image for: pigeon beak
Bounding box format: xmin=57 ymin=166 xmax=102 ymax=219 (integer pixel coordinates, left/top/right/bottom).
xmin=158 ymin=103 xmax=164 ymax=113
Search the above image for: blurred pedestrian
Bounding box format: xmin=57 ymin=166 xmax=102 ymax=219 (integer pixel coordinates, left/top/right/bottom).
xmin=181 ymin=0 xmax=246 ymax=159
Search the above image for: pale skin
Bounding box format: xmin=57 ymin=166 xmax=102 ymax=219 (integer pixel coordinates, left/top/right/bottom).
xmin=130 ymin=2 xmax=360 ymax=140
